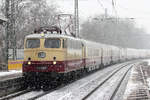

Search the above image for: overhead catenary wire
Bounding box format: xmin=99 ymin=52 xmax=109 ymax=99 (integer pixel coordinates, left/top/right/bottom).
xmin=96 ymin=0 xmax=118 ymax=18
xmin=108 ymin=0 xmax=150 ymax=20
xmin=97 ymin=0 xmax=105 ymax=10
xmin=112 ymin=0 xmax=118 ymax=18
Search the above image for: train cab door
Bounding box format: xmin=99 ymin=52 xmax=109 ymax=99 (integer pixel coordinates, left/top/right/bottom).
xmin=82 ymin=43 xmax=86 ymax=68
xmin=62 ymin=38 xmax=67 ymax=58
xmin=110 ymin=48 xmax=113 ymax=64
xmin=62 ymin=38 xmax=67 ymax=72
xmin=101 ymin=48 xmax=104 ymax=67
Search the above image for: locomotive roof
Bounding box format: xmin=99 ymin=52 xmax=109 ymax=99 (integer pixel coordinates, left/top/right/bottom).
xmin=26 ymin=33 xmax=80 ymax=40
xmin=26 ymin=34 xmax=104 ymax=44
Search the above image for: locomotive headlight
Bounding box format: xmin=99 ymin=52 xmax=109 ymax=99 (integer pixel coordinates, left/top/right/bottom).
xmin=53 ymin=61 xmax=56 ymax=65
xmin=38 ymin=52 xmax=46 ymax=58
xmin=53 ymin=56 xmax=56 ymax=65
xmin=40 ymin=32 xmax=45 ymax=37
xmin=28 ymin=61 xmax=31 ymax=65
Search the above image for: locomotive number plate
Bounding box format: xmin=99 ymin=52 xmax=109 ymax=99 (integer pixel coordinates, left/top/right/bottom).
xmin=36 ymin=66 xmax=47 ymax=70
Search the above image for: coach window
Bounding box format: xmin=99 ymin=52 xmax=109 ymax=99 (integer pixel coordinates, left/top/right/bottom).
xmin=45 ymin=38 xmax=61 ymax=48
xmin=26 ymin=39 xmax=40 ymax=48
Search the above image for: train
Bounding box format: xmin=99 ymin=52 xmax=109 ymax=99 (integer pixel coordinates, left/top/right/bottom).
xmin=22 ymin=29 xmax=150 ymax=88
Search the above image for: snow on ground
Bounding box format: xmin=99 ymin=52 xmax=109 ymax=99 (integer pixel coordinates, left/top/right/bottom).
xmin=0 ymin=70 xmax=22 ymax=77
xmin=147 ymin=78 xmax=150 ymax=90
xmin=143 ymin=59 xmax=150 ymax=65
xmin=85 ymin=65 xmax=131 ymax=100
xmin=123 ymin=65 xmax=140 ymax=100
xmin=37 ymin=63 xmax=126 ymax=100
xmin=11 ymin=90 xmax=44 ymax=100
xmin=142 ymin=59 xmax=150 ymax=90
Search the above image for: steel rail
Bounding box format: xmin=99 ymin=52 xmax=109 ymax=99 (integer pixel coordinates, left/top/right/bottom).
xmin=109 ymin=65 xmax=133 ymax=100
xmin=0 ymin=89 xmax=32 ymax=100
xmin=27 ymin=85 xmax=65 ymax=100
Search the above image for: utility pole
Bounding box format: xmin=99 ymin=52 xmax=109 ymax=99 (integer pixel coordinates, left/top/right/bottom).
xmin=10 ymin=0 xmax=16 ymax=60
xmin=5 ymin=0 xmax=10 ymax=70
xmin=74 ymin=0 xmax=79 ymax=37
xmin=4 ymin=0 xmax=17 ymax=70
xmin=105 ymin=8 xmax=108 ymax=18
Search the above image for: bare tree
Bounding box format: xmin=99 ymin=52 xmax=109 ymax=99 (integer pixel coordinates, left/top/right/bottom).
xmin=12 ymin=0 xmax=59 ymax=48
xmin=0 ymin=0 xmax=59 ymax=63
xmin=81 ymin=15 xmax=150 ymax=49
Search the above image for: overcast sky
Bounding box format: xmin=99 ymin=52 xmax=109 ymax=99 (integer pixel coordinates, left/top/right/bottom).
xmin=48 ymin=0 xmax=150 ymax=33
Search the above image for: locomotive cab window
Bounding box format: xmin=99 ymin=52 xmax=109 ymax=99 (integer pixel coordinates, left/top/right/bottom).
xmin=44 ymin=38 xmax=61 ymax=48
xmin=26 ymin=39 xmax=40 ymax=48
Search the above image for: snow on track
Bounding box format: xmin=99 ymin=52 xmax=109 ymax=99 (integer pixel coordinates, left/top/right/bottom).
xmin=123 ymin=65 xmax=142 ymax=100
xmin=85 ymin=64 xmax=132 ymax=100
xmin=123 ymin=62 xmax=150 ymax=100
xmin=37 ymin=63 xmax=130 ymax=100
xmin=10 ymin=90 xmax=44 ymax=100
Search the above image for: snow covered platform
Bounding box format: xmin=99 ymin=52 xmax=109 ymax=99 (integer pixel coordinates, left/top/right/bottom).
xmin=0 ymin=70 xmax=22 ymax=81
xmin=123 ymin=61 xmax=150 ymax=100
xmin=0 ymin=70 xmax=23 ymax=97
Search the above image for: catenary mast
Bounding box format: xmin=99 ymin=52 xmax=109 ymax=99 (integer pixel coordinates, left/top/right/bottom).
xmin=74 ymin=0 xmax=79 ymax=37
xmin=5 ymin=0 xmax=16 ymax=70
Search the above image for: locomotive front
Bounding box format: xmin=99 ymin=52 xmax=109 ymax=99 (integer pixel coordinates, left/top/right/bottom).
xmin=23 ymin=33 xmax=67 ymax=85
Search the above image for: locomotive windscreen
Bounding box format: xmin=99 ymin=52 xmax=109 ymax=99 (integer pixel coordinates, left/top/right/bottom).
xmin=26 ymin=39 xmax=40 ymax=48
xmin=44 ymin=38 xmax=61 ymax=48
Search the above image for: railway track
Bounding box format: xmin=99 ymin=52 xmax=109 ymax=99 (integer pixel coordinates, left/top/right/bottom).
xmin=82 ymin=63 xmax=134 ymax=100
xmin=37 ymin=62 xmax=137 ymax=100
xmin=0 ymin=89 xmax=32 ymax=100
xmin=0 ymin=79 xmax=67 ymax=100
xmin=109 ymin=64 xmax=132 ymax=100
